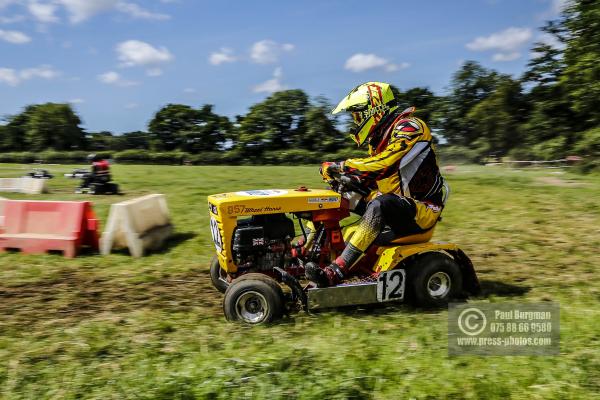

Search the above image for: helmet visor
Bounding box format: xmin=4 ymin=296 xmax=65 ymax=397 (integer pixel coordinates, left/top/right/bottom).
xmin=349 ymin=111 xmax=365 ymax=145
xmin=351 ymin=111 xmax=364 ymax=126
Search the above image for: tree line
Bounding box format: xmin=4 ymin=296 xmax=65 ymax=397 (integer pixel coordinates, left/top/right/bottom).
xmin=0 ymin=0 xmax=598 ymax=170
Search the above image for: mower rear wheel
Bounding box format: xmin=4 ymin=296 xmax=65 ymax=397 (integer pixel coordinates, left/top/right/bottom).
xmin=408 ymin=252 xmax=462 ymax=308
xmin=107 ymin=183 xmax=119 ymax=194
xmin=209 ymin=256 xmax=229 ymax=293
xmin=223 ymin=273 xmax=284 ymax=324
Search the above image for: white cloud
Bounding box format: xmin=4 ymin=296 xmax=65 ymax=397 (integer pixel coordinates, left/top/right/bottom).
xmin=537 ymin=32 xmax=563 ymax=49
xmin=98 ymin=71 xmax=138 ymax=87
xmin=28 ymin=1 xmax=59 ymax=23
xmin=69 ymin=98 xmax=84 ymax=104
xmin=0 ymin=0 xmax=18 ymax=10
xmin=529 ymin=32 xmax=565 ymax=59
xmin=492 ymin=52 xmax=521 ymax=62
xmin=466 ymin=27 xmax=532 ymax=52
xmin=250 ymin=40 xmax=294 ymax=64
xmin=253 ymin=67 xmax=286 ymax=93
xmin=183 ymin=87 xmax=196 ymax=93
xmin=115 ymin=2 xmax=170 ymax=20
xmin=116 ymin=40 xmax=173 ymax=69
xmin=124 ymin=102 xmax=139 ymax=109
xmin=146 ymin=68 xmax=162 ymax=76
xmin=0 ymin=68 xmax=18 ymax=86
xmin=0 ymin=65 xmax=59 ymax=86
xmin=58 ymin=0 xmax=118 ymax=23
xmin=467 ymin=27 xmax=532 ymax=62
xmin=547 ymin=0 xmax=570 ymax=16
xmin=0 ymin=14 xmax=25 ymax=24
xmin=209 ymin=47 xmax=236 ymax=65
xmin=20 ymin=65 xmax=59 ymax=80
xmin=0 ymin=29 xmax=31 ymax=44
xmin=24 ymin=0 xmax=171 ymax=23
xmin=344 ymin=53 xmax=407 ymax=73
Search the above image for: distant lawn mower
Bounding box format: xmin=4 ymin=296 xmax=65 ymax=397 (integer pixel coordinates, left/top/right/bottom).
xmin=207 ymin=173 xmax=480 ymax=325
xmin=24 ymin=169 xmax=53 ymax=179
xmin=65 ymin=168 xmax=120 ymax=195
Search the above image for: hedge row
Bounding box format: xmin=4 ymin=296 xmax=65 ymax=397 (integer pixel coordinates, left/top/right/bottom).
xmin=8 ymin=147 xmax=583 ymax=167
xmin=0 ymin=149 xmax=370 ymax=165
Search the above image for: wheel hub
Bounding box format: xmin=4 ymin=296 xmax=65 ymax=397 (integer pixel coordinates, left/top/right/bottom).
xmin=427 ymin=271 xmax=451 ymax=299
xmin=235 ymin=291 xmax=268 ymax=323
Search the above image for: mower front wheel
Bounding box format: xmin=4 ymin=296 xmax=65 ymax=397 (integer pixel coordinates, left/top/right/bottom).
xmin=223 ymin=273 xmax=284 ymax=324
xmin=209 ymin=256 xmax=229 ymax=293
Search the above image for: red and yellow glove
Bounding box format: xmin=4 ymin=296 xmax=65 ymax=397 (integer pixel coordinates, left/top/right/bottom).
xmin=320 ymin=161 xmax=343 ymax=181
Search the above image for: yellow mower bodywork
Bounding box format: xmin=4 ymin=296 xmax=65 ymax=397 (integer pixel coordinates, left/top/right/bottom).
xmin=208 ymin=188 xmax=458 ymax=275
xmin=208 ymin=188 xmax=341 ymax=273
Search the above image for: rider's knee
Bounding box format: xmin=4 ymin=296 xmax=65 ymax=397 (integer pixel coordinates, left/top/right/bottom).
xmin=374 ymin=194 xmax=415 ymax=220
xmin=366 ymin=196 xmax=384 ymax=218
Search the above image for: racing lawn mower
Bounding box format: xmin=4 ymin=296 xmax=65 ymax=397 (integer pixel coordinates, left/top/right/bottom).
xmin=24 ymin=169 xmax=53 ymax=179
xmin=207 ymin=173 xmax=480 ymax=324
xmin=64 ymin=169 xmax=120 ymax=195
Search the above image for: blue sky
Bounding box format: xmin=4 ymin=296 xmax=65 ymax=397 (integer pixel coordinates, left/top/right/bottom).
xmin=0 ymin=0 xmax=565 ymax=133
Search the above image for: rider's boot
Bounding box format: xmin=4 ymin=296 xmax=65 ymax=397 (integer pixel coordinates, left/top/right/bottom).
xmin=304 ymin=259 xmax=346 ymax=287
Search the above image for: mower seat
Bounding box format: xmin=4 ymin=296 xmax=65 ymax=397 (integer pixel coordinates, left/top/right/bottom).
xmin=375 ymin=227 xmax=435 ymax=246
xmin=389 ymin=229 xmax=434 ymax=244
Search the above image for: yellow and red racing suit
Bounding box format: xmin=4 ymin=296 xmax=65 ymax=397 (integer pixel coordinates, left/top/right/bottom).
xmin=335 ymin=112 xmax=445 ymax=255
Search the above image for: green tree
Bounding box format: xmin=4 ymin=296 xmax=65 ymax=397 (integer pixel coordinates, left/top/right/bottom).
xmin=303 ymin=103 xmax=343 ymax=152
xmin=560 ymin=0 xmax=600 ymax=128
xmin=439 ymin=61 xmax=504 ymax=146
xmin=1 ymin=112 xmax=28 ymax=151
xmin=148 ymin=104 xmax=231 ymax=152
xmin=466 ymin=77 xmax=528 ymax=158
xmin=149 ymin=104 xmax=196 ymax=151
xmin=184 ymin=104 xmax=231 ymax=153
xmin=87 ymin=131 xmax=115 ymax=151
xmin=115 ymin=131 xmax=151 ymax=150
xmin=521 ymin=40 xmax=575 ymax=148
xmin=397 ymin=87 xmax=437 ymax=122
xmin=237 ymin=90 xmax=309 ymax=156
xmin=21 ymin=103 xmax=85 ymax=151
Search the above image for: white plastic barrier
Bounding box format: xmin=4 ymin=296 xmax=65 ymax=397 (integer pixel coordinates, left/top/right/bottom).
xmin=100 ymin=194 xmax=173 ymax=257
xmin=20 ymin=177 xmax=48 ymax=194
xmin=0 ymin=177 xmax=47 ymax=194
xmin=0 ymin=178 xmax=22 ymax=193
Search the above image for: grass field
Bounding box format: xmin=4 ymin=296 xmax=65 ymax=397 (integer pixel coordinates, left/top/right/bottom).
xmin=0 ymin=163 xmax=599 ymax=399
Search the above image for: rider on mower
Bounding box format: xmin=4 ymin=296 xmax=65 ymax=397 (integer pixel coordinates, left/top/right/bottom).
xmin=305 ymin=82 xmax=445 ymax=287
xmin=81 ymin=154 xmax=111 ymax=189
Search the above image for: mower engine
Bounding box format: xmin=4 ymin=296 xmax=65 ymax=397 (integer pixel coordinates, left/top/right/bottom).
xmin=232 ymin=214 xmax=295 ymax=271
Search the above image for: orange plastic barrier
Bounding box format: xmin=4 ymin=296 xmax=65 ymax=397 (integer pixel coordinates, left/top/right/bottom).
xmin=0 ymin=200 xmax=99 ymax=258
xmin=0 ymin=196 xmax=6 ymax=232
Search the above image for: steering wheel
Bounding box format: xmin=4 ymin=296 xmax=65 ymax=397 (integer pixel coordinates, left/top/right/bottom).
xmin=328 ymin=171 xmax=370 ymax=197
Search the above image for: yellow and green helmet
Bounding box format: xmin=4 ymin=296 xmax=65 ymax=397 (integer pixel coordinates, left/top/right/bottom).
xmin=332 ymin=82 xmax=399 ymax=147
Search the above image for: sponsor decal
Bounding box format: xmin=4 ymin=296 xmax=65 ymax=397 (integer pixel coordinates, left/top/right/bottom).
xmin=209 ymin=217 xmax=223 ymax=252
xmin=235 ymin=189 xmax=288 ymax=196
xmin=242 ymin=206 xmax=283 ymax=213
xmin=425 ymin=203 xmax=442 ymax=213
xmin=226 ymin=204 xmax=283 ymax=214
xmin=361 ymin=103 xmax=390 ymax=120
xmin=252 ymin=238 xmax=265 ymax=246
xmin=393 ymin=133 xmax=412 ymax=140
xmin=307 ymin=196 xmax=339 ymax=204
